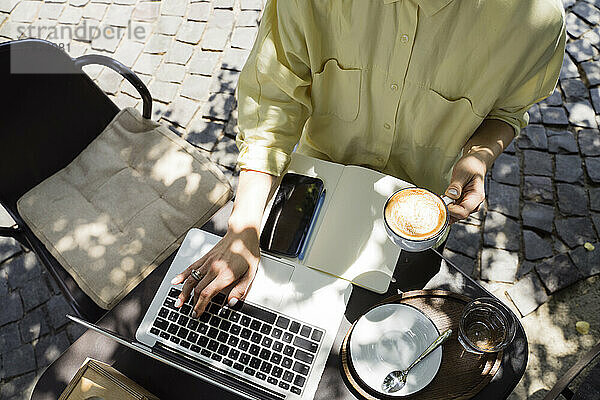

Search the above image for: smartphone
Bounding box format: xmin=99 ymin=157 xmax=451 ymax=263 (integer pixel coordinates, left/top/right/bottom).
xmin=260 ymin=173 xmax=325 ymax=258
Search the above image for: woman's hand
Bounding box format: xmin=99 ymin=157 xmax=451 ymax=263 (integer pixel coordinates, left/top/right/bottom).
xmin=444 ymin=152 xmax=487 ymax=223
xmin=170 ymin=169 xmax=276 ymax=317
xmin=443 ymin=119 xmax=515 ymax=223
xmin=171 ymin=226 xmax=261 ymax=316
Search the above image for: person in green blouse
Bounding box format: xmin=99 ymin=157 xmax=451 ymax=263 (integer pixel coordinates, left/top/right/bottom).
xmin=171 ymin=0 xmax=566 ymax=316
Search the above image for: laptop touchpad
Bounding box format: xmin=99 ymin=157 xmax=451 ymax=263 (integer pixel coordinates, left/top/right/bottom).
xmin=244 ymin=256 xmax=294 ymax=309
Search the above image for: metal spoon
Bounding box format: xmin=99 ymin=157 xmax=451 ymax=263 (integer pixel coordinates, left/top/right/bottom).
xmin=381 ymin=328 xmax=453 ymax=394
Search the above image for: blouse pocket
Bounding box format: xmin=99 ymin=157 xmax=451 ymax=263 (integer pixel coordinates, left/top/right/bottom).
xmin=311 ymin=59 xmax=362 ymax=122
xmin=428 ymin=88 xmax=487 ymax=119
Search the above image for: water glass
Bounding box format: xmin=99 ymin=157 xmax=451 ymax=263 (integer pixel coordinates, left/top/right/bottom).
xmin=458 ymin=297 xmax=516 ymax=354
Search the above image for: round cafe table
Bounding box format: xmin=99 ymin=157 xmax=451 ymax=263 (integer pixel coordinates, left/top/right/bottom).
xmin=31 ymin=205 xmax=527 ymax=400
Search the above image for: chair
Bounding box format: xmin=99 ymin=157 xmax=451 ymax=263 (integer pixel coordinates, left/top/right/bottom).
xmin=0 ymin=38 xmax=155 ymax=322
xmin=543 ymin=341 xmax=600 ymax=400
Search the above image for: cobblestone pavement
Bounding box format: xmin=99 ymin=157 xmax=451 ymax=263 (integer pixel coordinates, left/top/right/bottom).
xmin=0 ymin=0 xmax=599 ymax=399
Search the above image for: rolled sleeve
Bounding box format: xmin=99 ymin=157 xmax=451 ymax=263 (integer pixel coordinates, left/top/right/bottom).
xmin=236 ymin=0 xmax=312 ymax=176
xmin=486 ymin=17 xmax=566 ymax=136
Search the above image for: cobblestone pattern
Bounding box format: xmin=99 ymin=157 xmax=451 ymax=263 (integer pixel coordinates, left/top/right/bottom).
xmin=0 ymin=0 xmax=599 ymax=398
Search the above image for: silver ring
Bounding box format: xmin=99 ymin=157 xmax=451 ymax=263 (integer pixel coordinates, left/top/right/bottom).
xmin=190 ymin=269 xmax=203 ymax=282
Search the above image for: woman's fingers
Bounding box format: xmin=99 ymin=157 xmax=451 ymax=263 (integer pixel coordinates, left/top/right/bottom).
xmin=171 ymin=251 xmax=212 ymax=285
xmin=177 ymin=264 xmax=209 ymax=307
xmin=227 ymin=267 xmax=257 ymax=306
xmin=193 ymin=277 xmax=229 ymax=316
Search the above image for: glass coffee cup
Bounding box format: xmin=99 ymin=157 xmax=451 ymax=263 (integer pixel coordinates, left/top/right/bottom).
xmin=383 ymin=187 xmax=453 ymax=252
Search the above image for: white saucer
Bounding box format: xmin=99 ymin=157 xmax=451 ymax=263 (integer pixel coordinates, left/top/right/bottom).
xmin=349 ymin=303 xmax=442 ymax=397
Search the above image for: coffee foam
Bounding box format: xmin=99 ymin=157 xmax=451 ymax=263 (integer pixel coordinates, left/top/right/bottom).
xmin=385 ymin=188 xmax=446 ymax=240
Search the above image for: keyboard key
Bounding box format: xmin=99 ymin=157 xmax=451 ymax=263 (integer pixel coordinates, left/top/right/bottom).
xmin=209 ymin=303 xmax=221 ymax=314
xmin=160 ymin=332 xmax=170 ymax=340
xmin=201 ymin=349 xmax=211 ymax=358
xmin=260 ymin=361 xmax=272 ymax=374
xmin=228 ymin=336 xmax=239 ymax=347
xmin=311 ymin=329 xmax=323 ymax=342
xmin=218 ymin=308 xmax=231 ymax=319
xmin=198 ymin=323 xmax=208 ymax=334
xmin=250 ymin=357 xmax=261 ymax=369
xmin=207 ymin=327 xmax=219 ymax=339
xmin=177 ymin=316 xmax=189 ymax=328
xmin=199 ymin=313 xmax=211 ymax=323
xmin=300 ymin=325 xmax=311 ymax=338
xmin=282 ymin=332 xmax=293 ymax=343
xmin=239 ymin=302 xmax=277 ymax=325
xmin=150 ymin=327 xmax=160 ymax=336
xmin=259 ymin=348 xmax=271 ymax=360
xmin=181 ymin=304 xmax=192 ymax=316
xmin=249 ymin=344 xmax=260 ymax=356
xmin=158 ymin=307 xmax=169 ymax=318
xmin=211 ymin=353 xmax=222 ymax=362
xmin=181 ymin=341 xmax=191 ymax=349
xmin=177 ymin=327 xmax=190 ymax=339
xmin=291 ymin=386 xmax=302 ymax=395
xmin=239 ymin=340 xmax=250 ymax=351
xmin=167 ymin=323 xmax=179 ymax=334
xmin=214 ymin=293 xmax=226 ymax=304
xmin=240 ymin=316 xmax=251 ymax=327
xmin=271 ymin=328 xmax=283 ymax=339
xmin=283 ymin=345 xmax=294 ymax=356
xmin=229 ymin=348 xmax=240 ymax=360
xmin=271 ymin=353 xmax=282 ymax=365
xmin=273 ymin=341 xmax=284 ymax=352
xmin=267 ymin=377 xmax=278 ymax=386
xmin=289 ymin=321 xmax=301 ymax=334
xmin=233 ymin=362 xmax=244 ymax=371
xmin=283 ymin=370 xmax=294 ymax=383
xmin=256 ymin=372 xmax=267 ymax=381
xmin=294 ymin=349 xmax=314 ymax=364
xmin=260 ymin=325 xmax=272 ymax=335
xmin=230 ymin=311 xmax=240 ymax=323
xmin=217 ymin=331 xmax=229 ymax=343
xmin=223 ymin=358 xmax=233 ymax=367
xmin=153 ymin=317 xmax=169 ymax=330
xmin=293 ymin=361 xmax=310 ymax=376
xmin=170 ymin=336 xmax=180 ymax=344
xmin=210 ymin=316 xmax=221 ymax=327
xmin=230 ymin=324 xmax=241 ymax=335
xmin=272 ymin=366 xmax=283 ymax=378
xmin=282 ymin=357 xmax=293 ymax=369
xmin=241 ymin=328 xmax=252 ymax=339
xmin=168 ymin=311 xmax=178 ymax=322
xmin=191 ymin=344 xmax=201 ymax=353
xmin=198 ymin=337 xmax=209 ymax=347
xmin=250 ymin=332 xmax=262 ymax=344
xmin=244 ymin=367 xmax=256 ymax=376
xmin=164 ymin=297 xmax=176 ymax=309
xmin=240 ymin=353 xmax=251 ymax=365
xmin=294 ymin=336 xmax=318 ymax=353
xmin=218 ymin=344 xmax=230 ymax=356
xmin=188 ymin=331 xmax=199 ymax=343
xmin=187 ymin=319 xmax=199 ymax=330
xmin=262 ymin=337 xmax=273 ymax=348
xmin=294 ymin=374 xmax=306 ymax=387
xmin=278 ymin=382 xmax=290 ymax=390
xmin=250 ymin=320 xmax=261 ymax=331
xmin=220 ymin=320 xmax=231 ymax=332
xmin=208 ymin=340 xmax=219 ymax=351
xmin=168 ymin=288 xmax=181 ymax=298
xmin=276 ymin=316 xmax=290 ymax=329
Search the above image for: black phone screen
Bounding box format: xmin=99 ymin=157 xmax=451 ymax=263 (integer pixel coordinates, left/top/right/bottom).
xmin=260 ymin=173 xmax=324 ymax=257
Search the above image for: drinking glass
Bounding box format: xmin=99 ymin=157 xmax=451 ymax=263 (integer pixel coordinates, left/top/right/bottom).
xmin=458 ymin=297 xmax=516 ymax=354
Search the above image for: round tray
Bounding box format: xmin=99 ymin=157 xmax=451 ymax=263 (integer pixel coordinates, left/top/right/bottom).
xmin=340 ymin=290 xmax=503 ymax=400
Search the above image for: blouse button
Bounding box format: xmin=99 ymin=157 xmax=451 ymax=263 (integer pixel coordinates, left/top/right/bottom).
xmin=400 ymin=34 xmax=410 ymax=43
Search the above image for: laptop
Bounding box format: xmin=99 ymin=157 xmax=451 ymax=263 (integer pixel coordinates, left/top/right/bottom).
xmin=69 ymin=228 xmax=352 ymax=400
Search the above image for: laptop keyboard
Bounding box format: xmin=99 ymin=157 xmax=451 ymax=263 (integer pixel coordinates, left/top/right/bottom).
xmin=149 ymin=288 xmax=325 ymax=396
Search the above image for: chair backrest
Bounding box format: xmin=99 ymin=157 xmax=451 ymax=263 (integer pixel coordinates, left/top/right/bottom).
xmin=0 ymin=39 xmax=119 ymax=208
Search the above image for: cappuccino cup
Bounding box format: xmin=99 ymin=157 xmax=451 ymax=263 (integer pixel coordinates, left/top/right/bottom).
xmin=383 ymin=187 xmax=453 ymax=252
